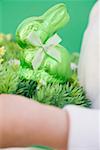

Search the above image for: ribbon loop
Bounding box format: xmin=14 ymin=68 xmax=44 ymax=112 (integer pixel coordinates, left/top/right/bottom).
xmin=28 ymin=31 xmax=42 ymax=47
xmin=45 ymin=33 xmax=62 ymax=48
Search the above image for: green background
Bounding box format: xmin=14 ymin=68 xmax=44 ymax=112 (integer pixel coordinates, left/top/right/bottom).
xmin=0 ymin=0 xmax=96 ymax=52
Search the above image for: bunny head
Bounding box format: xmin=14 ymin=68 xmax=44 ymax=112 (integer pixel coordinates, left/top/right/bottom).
xmin=16 ymin=3 xmax=69 ymax=49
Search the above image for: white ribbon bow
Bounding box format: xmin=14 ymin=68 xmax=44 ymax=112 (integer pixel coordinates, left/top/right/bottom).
xmin=28 ymin=31 xmax=62 ymax=69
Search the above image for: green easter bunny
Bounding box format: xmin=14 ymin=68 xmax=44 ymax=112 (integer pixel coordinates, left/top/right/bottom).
xmin=16 ymin=3 xmax=72 ymax=83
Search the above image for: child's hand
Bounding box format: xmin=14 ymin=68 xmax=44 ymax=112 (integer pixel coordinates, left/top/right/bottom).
xmin=0 ymin=94 xmax=69 ymax=150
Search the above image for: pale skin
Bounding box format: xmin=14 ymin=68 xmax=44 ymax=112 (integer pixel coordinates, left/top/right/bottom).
xmin=0 ymin=94 xmax=69 ymax=150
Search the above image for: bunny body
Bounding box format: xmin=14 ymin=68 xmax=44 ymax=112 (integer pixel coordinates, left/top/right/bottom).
xmin=78 ymin=1 xmax=100 ymax=109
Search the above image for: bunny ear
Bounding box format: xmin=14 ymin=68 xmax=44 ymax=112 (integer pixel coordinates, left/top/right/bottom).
xmin=28 ymin=31 xmax=42 ymax=47
xmin=47 ymin=47 xmax=61 ymax=63
xmin=32 ymin=49 xmax=44 ymax=70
